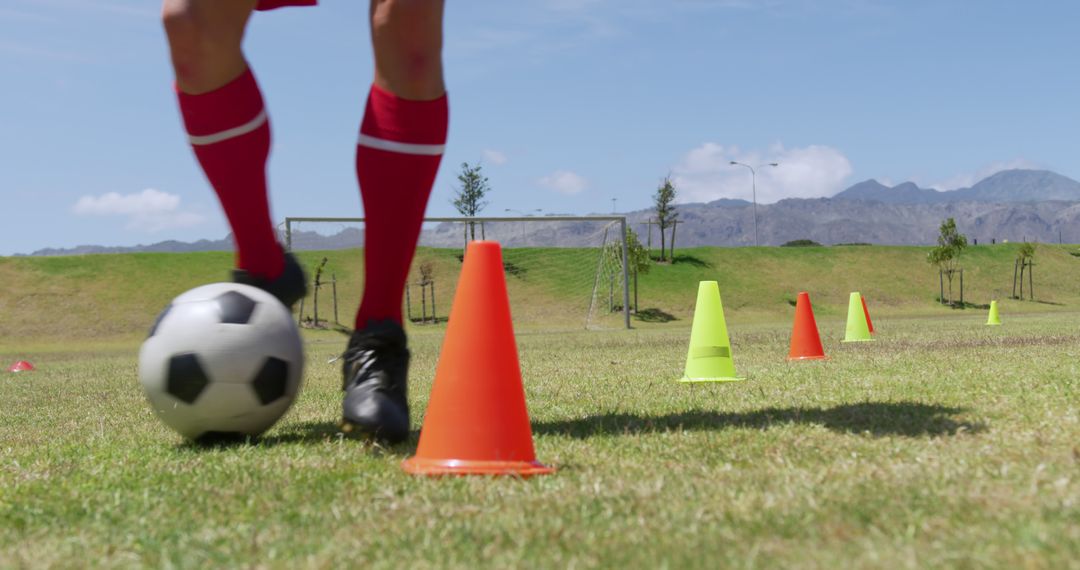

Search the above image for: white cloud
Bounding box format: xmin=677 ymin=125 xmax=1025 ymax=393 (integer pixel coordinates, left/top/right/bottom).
xmin=538 ymin=170 xmax=588 ymax=195
xmin=671 ymin=142 xmax=853 ymax=204
xmin=73 ymin=188 xmax=206 ymax=232
xmin=482 ymin=149 xmax=508 ymax=166
xmin=927 ymin=159 xmax=1042 ymax=191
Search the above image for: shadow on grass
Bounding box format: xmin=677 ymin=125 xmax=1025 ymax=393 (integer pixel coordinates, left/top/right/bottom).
xmin=176 ymin=402 xmax=980 ymax=454
xmin=934 ymin=299 xmax=991 ymax=310
xmin=668 ymin=254 xmax=711 ymax=268
xmin=634 ymin=308 xmax=678 ymax=323
xmin=533 ymin=402 xmax=984 ymax=439
xmin=408 ymin=316 xmax=448 ymax=325
xmin=176 ymin=421 xmax=417 ymax=454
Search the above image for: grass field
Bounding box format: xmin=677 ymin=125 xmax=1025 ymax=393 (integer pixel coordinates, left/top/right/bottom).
xmin=4 ymin=242 xmax=1080 ymax=341
xmin=1 ymin=247 xmax=1079 ymax=568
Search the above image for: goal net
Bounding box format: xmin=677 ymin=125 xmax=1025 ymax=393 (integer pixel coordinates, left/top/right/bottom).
xmin=281 ymin=216 xmax=630 ymax=332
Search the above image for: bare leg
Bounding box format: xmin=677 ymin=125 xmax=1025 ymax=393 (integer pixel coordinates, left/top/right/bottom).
xmin=162 ymin=0 xmax=257 ymax=94
xmin=369 ymin=0 xmax=446 ymax=100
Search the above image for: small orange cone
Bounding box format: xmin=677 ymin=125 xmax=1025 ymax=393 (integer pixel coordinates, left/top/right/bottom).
xmin=788 ymin=292 xmax=827 ymax=361
xmin=861 ymin=295 xmax=875 ymax=334
xmin=8 ymin=361 xmax=34 ymax=372
xmin=403 ymin=241 xmax=554 ymax=477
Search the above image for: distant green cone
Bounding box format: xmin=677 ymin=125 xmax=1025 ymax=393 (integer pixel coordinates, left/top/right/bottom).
xmin=680 ymin=281 xmax=744 ymax=382
xmin=842 ymin=292 xmax=875 ymax=342
xmin=987 ymin=300 xmax=1001 ymax=326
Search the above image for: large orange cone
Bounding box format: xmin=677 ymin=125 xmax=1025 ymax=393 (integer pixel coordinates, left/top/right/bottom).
xmin=403 ymin=241 xmax=554 ymax=477
xmin=861 ymin=295 xmax=876 ymax=334
xmin=788 ymin=292 xmax=827 ymax=361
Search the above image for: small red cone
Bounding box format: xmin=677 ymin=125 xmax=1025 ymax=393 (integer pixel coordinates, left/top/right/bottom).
xmin=788 ymin=292 xmax=827 ymax=361
xmin=403 ymin=241 xmax=554 ymax=477
xmin=861 ymin=295 xmax=875 ymax=334
xmin=8 ymin=361 xmax=34 ymax=372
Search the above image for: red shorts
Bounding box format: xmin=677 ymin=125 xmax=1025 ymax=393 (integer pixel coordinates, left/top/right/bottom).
xmin=256 ymin=0 xmax=317 ymax=10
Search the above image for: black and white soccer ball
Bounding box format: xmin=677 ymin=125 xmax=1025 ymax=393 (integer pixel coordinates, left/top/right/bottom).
xmin=139 ymin=283 xmax=304 ymax=441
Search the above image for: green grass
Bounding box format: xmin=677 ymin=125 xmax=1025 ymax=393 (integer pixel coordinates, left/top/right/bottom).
xmin=1 ymin=246 xmax=1078 ymax=567
xmin=1 ymin=312 xmax=1078 ymax=568
xmin=3 ymin=243 xmax=1080 ymax=342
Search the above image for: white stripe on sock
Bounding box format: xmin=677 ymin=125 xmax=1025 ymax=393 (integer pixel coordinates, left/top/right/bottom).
xmin=188 ymin=109 xmax=268 ymax=146
xmin=357 ymin=133 xmax=445 ymax=156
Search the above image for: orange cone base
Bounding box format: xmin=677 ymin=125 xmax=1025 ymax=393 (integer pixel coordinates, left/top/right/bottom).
xmin=402 ymin=457 xmax=555 ymax=477
xmin=678 ymin=376 xmax=745 ymax=383
xmin=787 ymin=354 xmax=829 ymax=361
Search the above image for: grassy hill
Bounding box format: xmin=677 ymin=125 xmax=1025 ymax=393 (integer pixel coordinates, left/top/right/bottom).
xmin=2 ymin=243 xmax=1078 ymax=343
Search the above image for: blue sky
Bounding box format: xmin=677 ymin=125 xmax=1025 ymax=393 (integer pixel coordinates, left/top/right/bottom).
xmin=2 ymin=0 xmax=1078 ymax=255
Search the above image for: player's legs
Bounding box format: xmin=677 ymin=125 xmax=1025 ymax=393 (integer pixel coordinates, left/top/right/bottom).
xmin=341 ymin=0 xmax=448 ymax=443
xmin=163 ymin=0 xmax=304 ymax=304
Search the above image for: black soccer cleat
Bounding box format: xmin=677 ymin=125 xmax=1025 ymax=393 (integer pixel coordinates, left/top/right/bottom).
xmin=232 ymin=252 xmax=308 ymax=309
xmin=340 ymin=320 xmax=411 ymax=444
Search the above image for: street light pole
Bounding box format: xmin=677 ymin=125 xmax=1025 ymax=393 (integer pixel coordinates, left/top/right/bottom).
xmin=729 ymin=161 xmax=779 ymax=246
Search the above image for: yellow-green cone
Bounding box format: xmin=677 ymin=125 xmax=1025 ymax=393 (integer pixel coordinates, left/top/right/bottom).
xmin=679 ymin=281 xmax=744 ymax=382
xmin=842 ymin=292 xmax=875 ymax=342
xmin=987 ymin=300 xmax=1001 ymax=326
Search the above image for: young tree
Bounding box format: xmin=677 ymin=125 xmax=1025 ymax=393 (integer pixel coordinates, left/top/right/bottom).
xmin=625 ymin=226 xmax=651 ymax=277
xmin=653 ymin=176 xmax=678 ymax=262
xmin=927 ymin=217 xmax=968 ymax=305
xmin=452 ymin=162 xmax=491 ymax=242
xmin=1015 ymin=242 xmax=1036 ymax=300
xmin=600 ymin=226 xmax=650 ymax=314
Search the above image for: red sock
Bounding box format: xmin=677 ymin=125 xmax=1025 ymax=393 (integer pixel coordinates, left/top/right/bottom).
xmin=177 ymin=68 xmax=283 ymax=280
xmin=355 ymin=84 xmax=449 ymax=328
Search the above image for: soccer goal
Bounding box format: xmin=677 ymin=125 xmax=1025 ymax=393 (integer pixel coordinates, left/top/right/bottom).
xmin=281 ymin=216 xmax=631 ymax=331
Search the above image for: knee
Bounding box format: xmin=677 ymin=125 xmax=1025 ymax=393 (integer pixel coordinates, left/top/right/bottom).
xmin=371 ymin=0 xmax=444 ymax=97
xmin=161 ymin=2 xmax=243 ymax=89
xmin=393 ymin=48 xmax=442 ymax=93
xmin=162 ymin=3 xmax=203 ymax=60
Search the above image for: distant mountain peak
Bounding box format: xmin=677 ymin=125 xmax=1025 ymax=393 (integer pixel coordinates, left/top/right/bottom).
xmin=705 ymin=197 xmax=752 ymax=208
xmin=834 ymin=179 xmax=941 ymax=204
xmin=834 ymin=169 xmax=1080 ymax=205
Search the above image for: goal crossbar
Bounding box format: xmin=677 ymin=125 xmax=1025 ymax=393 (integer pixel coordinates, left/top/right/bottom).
xmin=283 ymin=216 xmax=632 ymax=329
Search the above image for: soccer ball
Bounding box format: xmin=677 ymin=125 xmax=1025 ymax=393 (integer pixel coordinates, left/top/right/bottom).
xmin=139 ymin=283 xmax=304 ymax=441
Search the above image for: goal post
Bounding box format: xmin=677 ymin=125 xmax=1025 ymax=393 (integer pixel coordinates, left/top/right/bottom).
xmin=283 ymin=216 xmax=631 ymax=330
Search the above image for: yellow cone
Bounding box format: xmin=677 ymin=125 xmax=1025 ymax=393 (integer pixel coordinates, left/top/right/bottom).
xmin=842 ymin=292 xmax=875 ymax=342
xmin=986 ymin=300 xmax=1001 ymax=326
xmin=679 ymin=281 xmax=744 ymax=383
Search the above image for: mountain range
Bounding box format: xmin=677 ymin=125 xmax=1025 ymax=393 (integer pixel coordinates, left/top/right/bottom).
xmin=17 ymin=169 xmax=1080 ymax=255
xmin=833 ymin=169 xmax=1080 ymax=204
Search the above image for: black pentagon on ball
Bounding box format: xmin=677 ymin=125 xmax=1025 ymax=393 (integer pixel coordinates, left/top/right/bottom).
xmin=166 ymin=353 xmax=210 ymax=404
xmin=216 ymin=290 xmax=258 ymax=324
xmin=148 ymin=303 xmax=172 ymax=338
xmin=251 ymin=357 xmax=290 ymax=405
